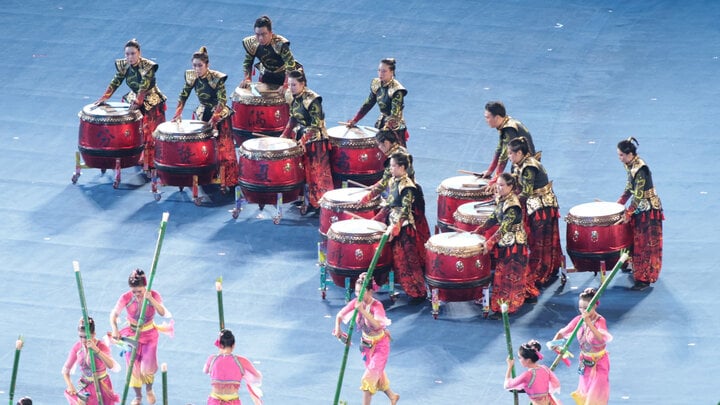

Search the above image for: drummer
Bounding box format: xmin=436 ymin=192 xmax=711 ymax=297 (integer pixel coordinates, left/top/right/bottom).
xmin=280 ymin=69 xmax=333 ymax=214
xmin=508 ymin=137 xmax=563 ymax=294
xmin=473 ymin=172 xmax=529 ymax=319
xmin=95 ymin=38 xmax=167 ymax=172
xmin=479 ymin=101 xmax=536 ymax=183
xmin=372 ymin=152 xmax=429 ymax=304
xmin=374 ymin=129 xmax=415 ymax=181
xmin=240 ymin=15 xmax=302 ymax=88
xmin=616 ymin=137 xmax=664 ymax=291
xmin=346 ymin=58 xmax=409 ymax=147
xmin=172 ymin=46 xmax=238 ymax=188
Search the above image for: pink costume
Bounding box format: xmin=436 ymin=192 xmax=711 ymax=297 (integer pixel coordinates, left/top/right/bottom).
xmin=557 ymin=315 xmax=612 ymax=405
xmin=338 ymin=297 xmax=392 ymax=394
xmin=505 ymin=365 xmax=562 ymax=405
xmin=112 ymin=290 xmax=174 ymax=388
xmin=203 ymin=353 xmax=264 ymax=405
xmin=62 ymin=339 xmax=120 ymax=405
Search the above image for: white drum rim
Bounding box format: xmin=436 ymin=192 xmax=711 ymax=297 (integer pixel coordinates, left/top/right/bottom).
xmin=568 ymin=201 xmax=624 ymax=217
xmin=242 ymin=137 xmax=298 ymax=152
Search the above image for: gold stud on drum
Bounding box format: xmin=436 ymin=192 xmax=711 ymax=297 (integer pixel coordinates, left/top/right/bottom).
xmin=573 ymin=230 xmax=579 ymax=242
xmin=201 ymin=145 xmax=208 ymax=156
xmin=124 ymin=129 xmax=131 ymax=137
xmin=455 ymin=261 xmax=465 ymax=272
xmin=475 ymin=259 xmax=483 ymax=269
xmin=591 ymin=230 xmax=599 ymax=243
xmin=355 ymin=249 xmax=364 ymax=261
xmin=274 ymin=110 xmax=281 ymax=120
xmin=359 ymin=153 xmax=368 ymax=162
xmin=284 ymin=162 xmax=291 ymax=172
xmin=331 ymin=215 xmax=339 ymax=223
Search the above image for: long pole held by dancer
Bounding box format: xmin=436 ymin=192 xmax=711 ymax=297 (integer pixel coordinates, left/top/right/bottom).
xmin=8 ymin=336 xmax=24 ymax=405
xmin=73 ymin=260 xmax=104 ymax=405
xmin=161 ymin=363 xmax=168 ymax=405
xmin=549 ymin=249 xmax=629 ymax=371
xmin=500 ymin=301 xmax=519 ymax=405
xmin=332 ymin=226 xmax=392 ymax=405
xmin=216 ymin=277 xmax=225 ymax=331
xmin=120 ymin=212 xmax=170 ymax=405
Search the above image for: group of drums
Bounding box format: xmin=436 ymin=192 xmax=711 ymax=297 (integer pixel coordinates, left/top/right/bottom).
xmin=319 ymin=174 xmax=633 ymax=319
xmin=74 ymin=83 xmax=387 ymax=222
xmin=75 ymin=86 xmax=633 ymax=317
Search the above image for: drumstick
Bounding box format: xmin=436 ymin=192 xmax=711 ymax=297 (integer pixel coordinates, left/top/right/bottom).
xmin=250 ymin=132 xmax=276 ymax=138
xmin=457 ymin=169 xmax=485 ymax=177
xmin=348 ymin=188 xmax=372 ymax=195
xmin=346 ymin=179 xmax=369 ymax=188
xmin=338 ymin=121 xmax=357 ymax=127
xmin=445 ymin=224 xmax=469 ymax=234
xmin=474 ymin=200 xmax=495 ymax=208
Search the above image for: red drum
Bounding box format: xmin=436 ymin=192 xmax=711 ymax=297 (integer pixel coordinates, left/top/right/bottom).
xmin=153 ymin=120 xmax=218 ymax=187
xmin=77 ymin=102 xmax=144 ymax=169
xmin=425 ymin=232 xmax=491 ymax=302
xmin=565 ymin=202 xmax=633 ymax=272
xmin=319 ymin=188 xmax=379 ymax=237
xmin=327 ymin=125 xmax=385 ymax=188
xmin=326 ymin=219 xmax=393 ymax=287
xmin=231 ymin=83 xmax=289 ymax=143
xmin=453 ymin=201 xmax=495 ymax=232
xmin=436 ymin=176 xmax=494 ymax=233
xmin=238 ymin=137 xmax=305 ymax=205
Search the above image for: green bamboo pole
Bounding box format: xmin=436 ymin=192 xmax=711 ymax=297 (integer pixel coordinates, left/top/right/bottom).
xmin=73 ymin=261 xmax=104 ymax=405
xmin=120 ymin=212 xmax=170 ymax=405
xmin=550 ymin=250 xmax=629 ymax=371
xmin=333 ymin=227 xmax=392 ymax=405
xmin=215 ymin=277 xmax=225 ymax=331
xmin=8 ymin=336 xmax=23 ymax=405
xmin=500 ymin=302 xmax=519 ymax=405
xmin=161 ymin=363 xmax=168 ymax=405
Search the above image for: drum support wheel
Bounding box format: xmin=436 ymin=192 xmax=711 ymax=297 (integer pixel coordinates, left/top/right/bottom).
xmin=230 ymin=187 xmax=246 ymax=219
xmin=112 ymin=158 xmax=121 ymax=189
xmin=431 ymin=288 xmax=440 ymax=319
xmin=318 ymin=241 xmax=328 ymax=299
xmin=71 ymin=152 xmax=85 ymax=184
xmin=192 ymin=175 xmax=203 ymax=206
xmin=272 ymin=192 xmax=283 ymax=224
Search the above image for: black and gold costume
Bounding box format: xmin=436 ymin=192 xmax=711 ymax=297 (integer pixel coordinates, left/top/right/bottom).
xmin=352 ymin=78 xmax=408 ymax=146
xmin=242 ymin=34 xmax=301 ymax=85
xmin=486 ymin=116 xmax=536 ymax=178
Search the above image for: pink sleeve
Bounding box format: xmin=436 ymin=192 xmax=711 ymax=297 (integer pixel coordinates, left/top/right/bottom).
xmin=546 ymin=366 xmax=561 ymax=394
xmin=558 ymin=315 xmax=581 ymax=338
xmin=370 ymin=300 xmax=391 ymax=327
xmin=237 ymin=356 xmax=262 ymax=385
xmin=62 ymin=341 xmax=80 ymax=374
xmin=112 ymin=292 xmax=130 ymax=316
xmin=504 ymin=369 xmax=532 ymax=391
xmin=594 ymin=317 xmax=613 ymax=343
xmin=339 ymin=299 xmax=358 ymax=324
xmin=203 ymin=354 xmax=214 ymax=375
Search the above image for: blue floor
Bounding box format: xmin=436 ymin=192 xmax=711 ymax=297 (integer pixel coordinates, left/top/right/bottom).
xmin=1 ymin=1 xmax=719 ymax=403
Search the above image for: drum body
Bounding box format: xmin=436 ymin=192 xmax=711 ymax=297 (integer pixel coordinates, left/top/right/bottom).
xmin=231 ymin=84 xmax=289 ymax=143
xmin=565 ymin=202 xmax=633 ymax=272
xmin=326 ymin=219 xmax=393 ymax=287
xmin=77 ymin=102 xmax=144 ymax=169
xmin=238 ymin=137 xmax=305 ymax=205
xmin=153 ymin=121 xmax=218 ymax=187
xmin=436 ymin=176 xmax=494 ymax=232
xmin=425 ymin=232 xmax=491 ymax=302
xmin=319 ymin=188 xmax=379 ymax=237
xmin=327 ymin=125 xmax=385 ymax=188
xmin=453 ymin=202 xmax=495 ymax=232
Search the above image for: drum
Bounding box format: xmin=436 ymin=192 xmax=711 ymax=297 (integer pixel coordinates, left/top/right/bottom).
xmin=453 ymin=201 xmax=495 ymax=232
xmin=327 ymin=125 xmax=385 ymax=188
xmin=77 ymin=102 xmax=144 ymax=169
xmin=425 ymin=232 xmax=491 ymax=302
xmin=325 ymin=219 xmax=393 ymax=288
xmin=436 ymin=176 xmax=494 ymax=232
xmin=152 ymin=120 xmax=218 ymax=187
xmin=319 ymin=188 xmax=379 ymax=237
xmin=231 ymin=83 xmax=289 ymax=143
xmin=565 ymin=202 xmax=633 ymax=272
xmin=238 ymin=137 xmax=305 ymax=205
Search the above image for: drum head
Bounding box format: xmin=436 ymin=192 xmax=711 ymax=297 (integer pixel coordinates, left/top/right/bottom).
xmin=80 ymin=102 xmax=142 ymax=122
xmin=439 ymin=175 xmax=489 ymax=191
xmin=322 ymin=188 xmax=370 ymax=204
xmin=153 ymin=120 xmax=212 ymax=141
xmin=242 ymin=137 xmax=297 ymax=152
xmin=428 ymin=232 xmax=485 ymax=249
xmin=327 ymin=125 xmax=378 ymax=140
xmin=329 ymin=219 xmax=386 ymax=236
xmin=231 ymin=84 xmax=284 ymax=103
xmin=569 ymin=202 xmax=624 ymax=218
xmin=456 ymin=201 xmax=495 ymax=217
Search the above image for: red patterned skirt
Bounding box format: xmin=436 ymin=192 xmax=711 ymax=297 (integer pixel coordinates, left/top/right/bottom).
xmin=631 ymin=208 xmax=664 ymax=283
xmin=304 ymin=139 xmax=334 ymax=208
xmin=140 ymin=103 xmax=166 ymax=170
xmin=216 ymin=118 xmax=239 ymax=187
xmin=490 ymin=244 xmax=529 ymax=313
xmin=391 ymin=224 xmax=428 ymax=299
xmin=527 ymin=206 xmax=563 ymax=288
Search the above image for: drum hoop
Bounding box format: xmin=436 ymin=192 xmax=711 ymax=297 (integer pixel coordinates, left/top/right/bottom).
xmin=437 ymin=185 xmax=494 ymax=199
xmin=153 ymin=130 xmax=214 ymax=142
xmin=425 ymin=236 xmax=484 ymax=258
xmin=327 ymin=229 xmax=383 ymax=244
xmin=452 ymin=210 xmax=489 ymax=226
xmin=231 ymin=92 xmax=285 ymax=105
xmin=328 ymin=137 xmax=377 ymax=148
xmin=78 ymin=110 xmax=142 ymax=124
xmin=320 ymin=199 xmax=379 ymax=211
xmin=565 ymin=212 xmax=624 ymax=226
xmin=239 ymin=146 xmax=303 ymax=160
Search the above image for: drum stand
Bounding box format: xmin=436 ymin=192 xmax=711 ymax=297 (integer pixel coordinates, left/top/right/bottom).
xmin=72 ymin=152 xmax=123 ymax=189
xmin=152 ymin=166 xmax=228 ymax=206
xmin=429 ymin=284 xmax=491 ymax=320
